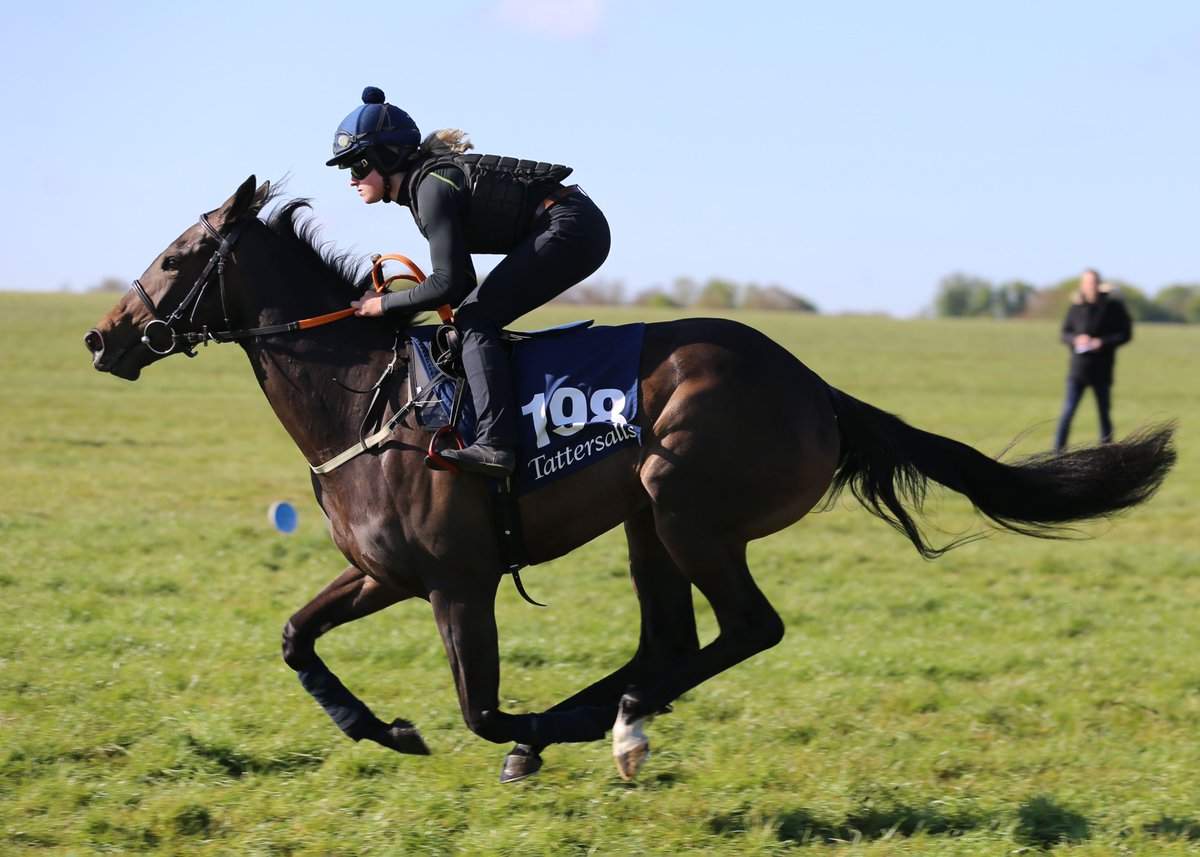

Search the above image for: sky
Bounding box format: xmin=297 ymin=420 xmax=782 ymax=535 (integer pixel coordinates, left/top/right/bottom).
xmin=0 ymin=0 xmax=1196 ymax=317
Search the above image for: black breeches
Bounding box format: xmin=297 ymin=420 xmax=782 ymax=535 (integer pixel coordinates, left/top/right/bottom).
xmin=454 ymin=193 xmax=611 ymax=447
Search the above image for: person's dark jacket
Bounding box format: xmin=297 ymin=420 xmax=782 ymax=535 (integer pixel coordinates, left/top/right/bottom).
xmin=1060 ymin=291 xmax=1132 ymax=385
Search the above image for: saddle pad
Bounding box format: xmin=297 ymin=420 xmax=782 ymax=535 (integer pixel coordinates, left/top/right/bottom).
xmin=407 ymin=322 xmax=644 ymax=495
xmin=407 ymin=327 xmax=474 ymax=434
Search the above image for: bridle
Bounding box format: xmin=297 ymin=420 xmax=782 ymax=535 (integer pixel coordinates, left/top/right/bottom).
xmin=132 ymin=213 xmax=251 ymax=356
xmin=125 ymin=215 xmax=461 ymax=476
xmin=131 ymin=212 xmax=356 ymax=357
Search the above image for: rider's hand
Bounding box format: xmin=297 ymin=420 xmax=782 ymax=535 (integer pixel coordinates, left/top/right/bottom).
xmin=352 ymin=290 xmax=385 ymax=317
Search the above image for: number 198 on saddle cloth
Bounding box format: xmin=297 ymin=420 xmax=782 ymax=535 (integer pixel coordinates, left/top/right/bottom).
xmin=410 ymin=322 xmax=644 ymax=495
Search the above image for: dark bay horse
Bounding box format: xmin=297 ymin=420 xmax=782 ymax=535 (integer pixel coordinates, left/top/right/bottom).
xmin=85 ymin=176 xmax=1176 ymax=782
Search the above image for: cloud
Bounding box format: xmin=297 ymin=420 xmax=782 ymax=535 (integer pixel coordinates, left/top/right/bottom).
xmin=492 ymin=0 xmax=608 ymax=40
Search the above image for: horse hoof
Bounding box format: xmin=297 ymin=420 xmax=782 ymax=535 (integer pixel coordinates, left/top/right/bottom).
xmin=613 ymin=724 xmax=649 ymax=781
xmin=371 ymin=718 xmax=431 ymax=756
xmin=499 ymin=746 xmax=543 ymax=783
xmin=612 ymin=698 xmax=651 ymax=781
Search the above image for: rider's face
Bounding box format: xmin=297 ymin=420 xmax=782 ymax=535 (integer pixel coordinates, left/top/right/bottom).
xmin=351 ymin=168 xmax=386 ymax=204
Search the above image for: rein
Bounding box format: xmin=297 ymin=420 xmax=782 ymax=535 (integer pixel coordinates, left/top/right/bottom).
xmin=131 ymin=214 xmax=448 ymax=474
xmin=131 ymin=217 xmax=425 ymax=356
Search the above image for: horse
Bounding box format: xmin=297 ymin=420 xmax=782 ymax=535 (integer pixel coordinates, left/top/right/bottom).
xmin=85 ymin=176 xmax=1176 ymax=782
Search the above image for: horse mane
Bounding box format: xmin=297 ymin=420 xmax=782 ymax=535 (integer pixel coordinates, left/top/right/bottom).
xmin=259 ymin=190 xmax=425 ymax=330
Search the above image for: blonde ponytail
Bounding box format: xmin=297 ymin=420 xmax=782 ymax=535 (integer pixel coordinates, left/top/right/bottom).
xmin=420 ymin=129 xmax=474 ymax=155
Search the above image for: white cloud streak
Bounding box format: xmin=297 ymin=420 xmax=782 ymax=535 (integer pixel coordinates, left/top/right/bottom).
xmin=491 ymin=0 xmax=609 ymax=40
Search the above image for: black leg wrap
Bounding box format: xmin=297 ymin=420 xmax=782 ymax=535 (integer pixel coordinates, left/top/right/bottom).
xmin=510 ymin=706 xmax=611 ymax=746
xmin=297 ymin=665 xmax=377 ymax=739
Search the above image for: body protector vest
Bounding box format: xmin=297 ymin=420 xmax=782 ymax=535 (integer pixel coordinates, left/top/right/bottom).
xmin=405 ymin=153 xmax=574 ymax=254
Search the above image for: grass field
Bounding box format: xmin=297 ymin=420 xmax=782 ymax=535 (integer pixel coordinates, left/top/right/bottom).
xmin=2 ymin=291 xmax=1198 ymax=855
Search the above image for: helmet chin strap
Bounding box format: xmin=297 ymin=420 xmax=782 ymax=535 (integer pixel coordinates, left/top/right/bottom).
xmin=365 ymin=146 xmax=416 ymax=204
xmin=382 ymin=148 xmax=421 ymax=204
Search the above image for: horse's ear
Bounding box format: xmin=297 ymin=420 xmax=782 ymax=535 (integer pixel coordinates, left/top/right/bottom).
xmin=210 ymin=175 xmax=261 ymax=230
xmin=251 ymin=180 xmax=272 ymax=216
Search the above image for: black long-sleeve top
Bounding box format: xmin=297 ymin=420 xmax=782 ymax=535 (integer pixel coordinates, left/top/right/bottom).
xmin=380 ymin=164 xmax=477 ymax=314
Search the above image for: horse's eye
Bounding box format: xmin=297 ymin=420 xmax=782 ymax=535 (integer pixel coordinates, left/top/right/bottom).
xmin=163 ymin=256 xmax=180 ymax=271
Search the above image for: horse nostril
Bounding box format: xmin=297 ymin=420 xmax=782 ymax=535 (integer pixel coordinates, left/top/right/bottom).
xmin=84 ymin=329 xmax=104 ymax=355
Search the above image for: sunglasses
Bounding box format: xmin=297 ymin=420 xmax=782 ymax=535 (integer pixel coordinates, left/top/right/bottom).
xmin=344 ymin=159 xmax=374 ymax=181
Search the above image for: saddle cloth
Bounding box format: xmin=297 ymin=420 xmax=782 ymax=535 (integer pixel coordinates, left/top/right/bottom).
xmin=408 ymin=322 xmax=644 ymax=495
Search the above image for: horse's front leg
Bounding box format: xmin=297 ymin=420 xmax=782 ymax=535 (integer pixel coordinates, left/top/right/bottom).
xmin=430 ymin=581 xmax=613 ymax=753
xmin=282 ymin=565 xmax=429 ymax=755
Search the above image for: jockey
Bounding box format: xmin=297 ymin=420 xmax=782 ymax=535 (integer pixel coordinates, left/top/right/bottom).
xmin=328 ymin=86 xmax=611 ymax=477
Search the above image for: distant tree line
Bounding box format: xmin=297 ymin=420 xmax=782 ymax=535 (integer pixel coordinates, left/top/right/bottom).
xmin=87 ymin=273 xmax=819 ymax=313
xmin=87 ymin=268 xmax=1196 ymax=322
xmin=552 ymin=277 xmax=818 ymax=313
xmin=934 ymin=272 xmax=1200 ymax=323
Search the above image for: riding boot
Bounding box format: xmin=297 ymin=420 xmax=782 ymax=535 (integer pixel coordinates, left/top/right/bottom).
xmin=440 ymin=326 xmax=516 ymax=477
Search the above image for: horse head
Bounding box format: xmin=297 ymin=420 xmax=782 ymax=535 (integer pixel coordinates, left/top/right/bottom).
xmin=85 ymin=175 xmax=272 ymax=380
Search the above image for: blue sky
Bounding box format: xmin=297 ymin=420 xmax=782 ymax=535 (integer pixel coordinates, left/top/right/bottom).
xmin=1 ymin=0 xmax=1196 ymax=316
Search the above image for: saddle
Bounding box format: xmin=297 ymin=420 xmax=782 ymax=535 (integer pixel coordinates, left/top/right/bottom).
xmin=407 ymin=319 xmax=595 ymax=605
xmin=408 ymin=320 xmax=594 ymax=436
xmin=428 ymin=319 xmax=594 ymax=377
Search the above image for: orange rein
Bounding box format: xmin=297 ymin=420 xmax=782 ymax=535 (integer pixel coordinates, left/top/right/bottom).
xmin=291 ymin=253 xmax=453 ymax=334
xmin=297 ymin=307 xmax=357 ymax=329
xmin=370 ymin=254 xmax=454 ymax=323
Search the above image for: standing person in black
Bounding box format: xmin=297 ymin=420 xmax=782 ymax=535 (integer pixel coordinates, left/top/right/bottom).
xmin=1053 ymin=268 xmax=1133 ymax=452
xmin=327 ymin=86 xmax=612 ymax=477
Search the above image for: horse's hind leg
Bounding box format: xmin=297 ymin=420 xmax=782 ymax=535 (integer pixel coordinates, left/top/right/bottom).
xmin=282 ymin=565 xmax=429 ymax=755
xmin=501 ymin=506 xmax=700 ymax=782
xmin=612 ymin=521 xmax=784 ymax=780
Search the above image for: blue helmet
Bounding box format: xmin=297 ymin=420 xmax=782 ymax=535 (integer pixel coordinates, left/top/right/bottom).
xmin=326 ymin=86 xmax=420 ymax=173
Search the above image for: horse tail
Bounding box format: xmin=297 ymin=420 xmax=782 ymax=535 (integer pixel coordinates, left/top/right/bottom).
xmin=823 ymin=386 xmax=1177 ymax=559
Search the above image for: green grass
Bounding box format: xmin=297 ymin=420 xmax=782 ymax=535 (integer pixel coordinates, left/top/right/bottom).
xmin=2 ymin=292 xmax=1198 ymax=855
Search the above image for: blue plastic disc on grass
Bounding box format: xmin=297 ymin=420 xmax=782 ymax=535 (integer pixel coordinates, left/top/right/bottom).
xmin=269 ymin=501 xmax=298 ymax=534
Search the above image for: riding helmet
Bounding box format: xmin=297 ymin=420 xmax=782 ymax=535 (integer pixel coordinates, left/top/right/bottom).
xmin=326 ymin=86 xmax=420 ymax=174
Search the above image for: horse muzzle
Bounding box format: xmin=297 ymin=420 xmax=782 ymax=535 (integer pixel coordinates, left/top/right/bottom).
xmin=84 ymin=327 xmax=142 ymax=380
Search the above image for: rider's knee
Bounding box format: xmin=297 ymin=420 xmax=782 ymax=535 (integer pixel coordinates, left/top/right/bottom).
xmin=452 ymin=301 xmax=500 ymax=333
